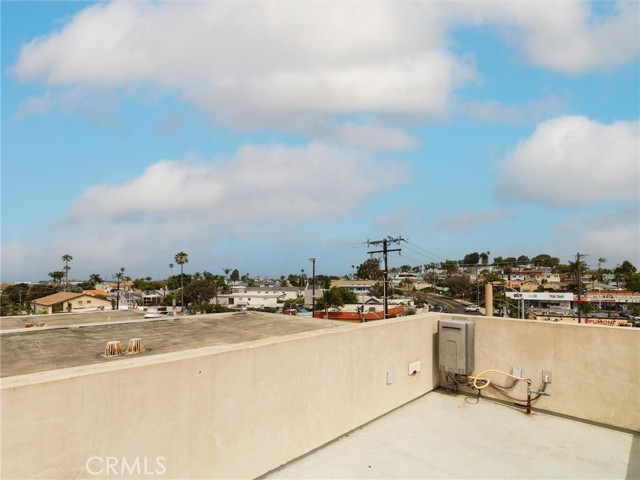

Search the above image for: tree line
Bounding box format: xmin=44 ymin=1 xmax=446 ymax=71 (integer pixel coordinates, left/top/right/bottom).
xmin=2 ymin=250 xmax=638 ymax=316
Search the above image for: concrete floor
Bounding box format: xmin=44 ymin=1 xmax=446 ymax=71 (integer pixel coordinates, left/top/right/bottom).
xmin=265 ymin=390 xmax=639 ymax=480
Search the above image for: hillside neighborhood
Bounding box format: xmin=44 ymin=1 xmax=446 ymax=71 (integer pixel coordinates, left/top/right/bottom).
xmin=2 ymin=252 xmax=639 ymax=326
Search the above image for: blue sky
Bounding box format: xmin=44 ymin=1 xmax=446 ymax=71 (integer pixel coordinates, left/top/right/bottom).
xmin=1 ymin=1 xmax=639 ymax=283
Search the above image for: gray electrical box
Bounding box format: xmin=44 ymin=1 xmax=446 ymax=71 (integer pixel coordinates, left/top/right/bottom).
xmin=439 ymin=319 xmax=475 ymax=375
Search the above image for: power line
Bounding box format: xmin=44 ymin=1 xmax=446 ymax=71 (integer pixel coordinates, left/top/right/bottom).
xmin=367 ymin=236 xmax=405 ymax=319
xmin=403 ymin=240 xmax=447 ymax=262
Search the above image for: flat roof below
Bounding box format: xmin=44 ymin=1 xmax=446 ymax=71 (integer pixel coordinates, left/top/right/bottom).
xmin=265 ymin=390 xmax=639 ymax=480
xmin=0 ymin=312 xmax=346 ymax=378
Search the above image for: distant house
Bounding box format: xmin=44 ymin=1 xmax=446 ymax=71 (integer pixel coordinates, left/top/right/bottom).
xmin=364 ymin=297 xmax=383 ymax=305
xmin=330 ymin=279 xmax=377 ymax=300
xmin=103 ymin=281 xmax=133 ymax=295
xmin=32 ymin=292 xmax=112 ymax=314
xmin=141 ymin=292 xmax=163 ymax=306
xmin=519 ymin=280 xmax=540 ymax=292
xmin=505 ymin=280 xmax=523 ymax=290
xmin=217 ymin=285 xmax=302 ymax=309
xmin=82 ymin=289 xmax=108 ymax=297
xmin=391 ymin=272 xmax=421 ymax=286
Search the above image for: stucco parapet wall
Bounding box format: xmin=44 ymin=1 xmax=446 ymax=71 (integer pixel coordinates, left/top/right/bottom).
xmin=438 ymin=313 xmax=640 ymax=432
xmin=0 ymin=314 xmax=435 ymax=388
xmin=0 ymin=325 xmax=348 ymax=388
xmin=0 ymin=312 xmax=351 ymax=377
xmin=1 ymin=314 xmax=436 ymax=479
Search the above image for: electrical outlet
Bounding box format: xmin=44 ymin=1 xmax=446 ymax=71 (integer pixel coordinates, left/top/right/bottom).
xmin=543 ymin=370 xmax=552 ymax=383
xmin=512 ymin=365 xmax=522 ymax=378
xmin=408 ymin=361 xmax=421 ymax=375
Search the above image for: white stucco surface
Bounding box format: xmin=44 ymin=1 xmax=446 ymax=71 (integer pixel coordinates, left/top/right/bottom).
xmin=266 ymin=390 xmax=639 ymax=480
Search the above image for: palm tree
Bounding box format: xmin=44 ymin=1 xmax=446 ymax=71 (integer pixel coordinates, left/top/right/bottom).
xmin=212 ymin=276 xmax=225 ymax=306
xmin=174 ymin=251 xmax=189 ymax=311
xmin=568 ymin=259 xmax=588 ymax=284
xmin=114 ymin=267 xmax=125 ymax=310
xmin=169 ymin=263 xmax=174 ymax=277
xmin=443 ymin=260 xmax=458 ymax=278
xmin=62 ymin=254 xmax=73 ymax=291
xmin=223 ymin=268 xmax=232 ymax=281
xmin=598 ymin=257 xmax=607 ymax=282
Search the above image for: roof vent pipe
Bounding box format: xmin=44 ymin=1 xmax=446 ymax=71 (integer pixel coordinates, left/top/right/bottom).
xmin=104 ymin=341 xmax=122 ymax=357
xmin=127 ymin=338 xmax=144 ymax=354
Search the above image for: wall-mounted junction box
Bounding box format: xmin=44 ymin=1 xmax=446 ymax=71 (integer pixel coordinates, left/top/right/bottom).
xmin=512 ymin=365 xmax=523 ymax=378
xmin=408 ymin=361 xmax=421 ymax=375
xmin=438 ymin=319 xmax=475 ymax=375
xmin=543 ymin=370 xmax=552 ymax=383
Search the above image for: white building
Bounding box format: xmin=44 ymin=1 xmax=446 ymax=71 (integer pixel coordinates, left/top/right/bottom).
xmin=217 ymin=285 xmax=302 ymax=309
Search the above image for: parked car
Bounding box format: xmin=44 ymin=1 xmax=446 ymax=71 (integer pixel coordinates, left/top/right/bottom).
xmin=465 ymin=305 xmax=480 ymax=312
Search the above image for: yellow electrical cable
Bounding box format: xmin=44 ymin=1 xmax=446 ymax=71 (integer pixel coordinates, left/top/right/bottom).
xmin=467 ymin=369 xmax=525 ymax=390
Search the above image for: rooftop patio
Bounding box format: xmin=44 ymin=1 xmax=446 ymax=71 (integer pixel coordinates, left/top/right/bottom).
xmin=1 ymin=311 xmax=638 ymax=479
xmin=265 ymin=389 xmax=638 ymax=479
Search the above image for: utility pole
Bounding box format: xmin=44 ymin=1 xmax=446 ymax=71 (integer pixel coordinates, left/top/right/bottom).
xmin=476 ymin=263 xmax=480 ymax=306
xmin=576 ymin=252 xmax=583 ymax=324
xmin=309 ymin=258 xmax=316 ymax=318
xmin=115 ymin=267 xmax=125 ymax=311
xmin=367 ymin=236 xmax=405 ymax=319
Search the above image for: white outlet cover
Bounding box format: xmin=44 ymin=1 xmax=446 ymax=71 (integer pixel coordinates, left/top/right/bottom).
xmin=386 ymin=371 xmax=394 ymax=385
xmin=409 ymin=361 xmax=421 ymax=375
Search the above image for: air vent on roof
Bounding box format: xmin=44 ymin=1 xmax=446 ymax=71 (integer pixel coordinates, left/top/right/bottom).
xmin=127 ymin=338 xmax=144 ymax=354
xmin=104 ymin=341 xmax=122 ymax=357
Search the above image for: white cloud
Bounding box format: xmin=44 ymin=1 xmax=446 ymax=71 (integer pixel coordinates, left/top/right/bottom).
xmin=514 ymin=1 xmax=639 ymax=75
xmin=553 ymin=204 xmax=640 ymax=267
xmin=2 ymin=142 xmax=407 ymax=281
xmin=13 ymin=1 xmax=471 ymax=127
xmin=372 ymin=203 xmax=414 ymax=231
xmin=11 ymin=1 xmax=637 ymax=136
xmin=15 ymin=91 xmax=54 ymax=118
xmin=447 ymin=1 xmax=640 ymax=75
xmin=61 ymin=142 xmax=405 ymax=261
xmin=496 ymin=116 xmax=639 ymax=207
xmin=459 ymin=96 xmax=565 ymax=124
xmin=69 ymin=143 xmax=405 ymax=222
xmin=314 ymin=122 xmax=419 ymax=151
xmin=439 ymin=209 xmax=512 ymax=231
xmin=154 ymin=113 xmax=181 ymax=135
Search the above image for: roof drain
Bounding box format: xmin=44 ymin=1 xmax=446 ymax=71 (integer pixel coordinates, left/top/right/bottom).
xmin=104 ymin=341 xmax=122 ymax=357
xmin=127 ymin=338 xmax=144 ymax=354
